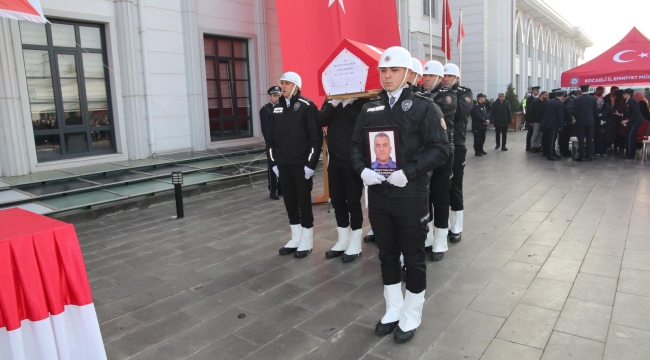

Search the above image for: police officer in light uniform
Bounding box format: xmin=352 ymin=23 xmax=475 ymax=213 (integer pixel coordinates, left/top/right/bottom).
xmin=260 ymin=86 xmax=282 ymax=200
xmin=318 ymin=94 xmax=369 ymax=263
xmin=425 ymin=62 xmax=457 ymax=261
xmin=446 ymin=64 xmax=473 ymax=243
xmin=269 ymin=72 xmax=321 ymax=258
xmin=351 ymin=47 xmax=449 ymax=343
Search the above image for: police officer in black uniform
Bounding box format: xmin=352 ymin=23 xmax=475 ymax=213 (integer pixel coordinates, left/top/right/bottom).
xmin=318 ymin=96 xmax=369 ymax=263
xmin=617 ymin=88 xmax=645 ymax=159
xmin=525 ymin=86 xmax=540 ymax=151
xmin=573 ymin=85 xmax=597 ymax=161
xmin=269 ymin=72 xmax=321 ymax=258
xmin=260 ymin=86 xmax=282 ymax=200
xmin=541 ymin=89 xmax=566 ymax=161
xmin=351 ymin=47 xmax=449 ymax=343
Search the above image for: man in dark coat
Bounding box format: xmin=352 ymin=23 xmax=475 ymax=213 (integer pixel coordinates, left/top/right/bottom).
xmin=471 ymin=94 xmax=489 ymax=156
xmin=541 ymin=90 xmax=566 ymax=160
xmin=595 ymin=98 xmax=615 ymax=156
xmin=490 ymin=92 xmax=511 ymax=151
xmin=531 ymin=91 xmax=547 ymax=152
xmin=559 ymin=91 xmax=577 ymax=157
xmin=260 ymin=86 xmax=282 ymax=199
xmin=616 ymin=88 xmax=646 ymax=159
xmin=525 ymin=86 xmax=540 ymax=151
xmin=572 ymin=85 xmax=598 ymax=161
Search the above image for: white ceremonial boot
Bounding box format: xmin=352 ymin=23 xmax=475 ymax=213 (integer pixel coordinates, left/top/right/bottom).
xmin=279 ymin=224 xmax=302 ymax=255
xmin=431 ymin=227 xmax=449 ymax=261
xmin=375 ymin=283 xmax=403 ymax=336
xmin=449 ymin=210 xmax=463 ymax=243
xmin=326 ymin=227 xmax=350 ymax=258
xmin=295 ymin=227 xmax=313 ymax=258
xmin=394 ymin=290 xmax=426 ymax=343
xmin=425 ymin=221 xmax=434 ymax=252
xmin=343 ymin=229 xmax=363 ymax=263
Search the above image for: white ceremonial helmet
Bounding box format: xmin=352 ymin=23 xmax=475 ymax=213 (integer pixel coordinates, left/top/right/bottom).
xmin=423 ymin=60 xmax=445 ymax=77
xmin=378 ymin=46 xmax=413 ymax=69
xmin=411 ymin=58 xmax=423 ymax=76
xmin=443 ymin=63 xmax=460 ymax=77
xmin=279 ymin=71 xmax=302 ymax=89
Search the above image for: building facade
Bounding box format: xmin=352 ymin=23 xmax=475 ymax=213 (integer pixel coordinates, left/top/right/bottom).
xmin=398 ymin=0 xmax=593 ymax=98
xmin=0 ymin=0 xmax=282 ymax=177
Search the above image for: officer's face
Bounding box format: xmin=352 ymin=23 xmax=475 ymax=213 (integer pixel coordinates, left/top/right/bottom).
xmin=280 ymin=80 xmax=298 ymax=98
xmin=623 ymin=93 xmax=631 ymax=100
xmin=268 ymin=94 xmax=280 ymax=103
xmin=374 ymin=136 xmax=392 ymax=163
xmin=380 ymin=67 xmax=408 ymax=92
xmin=478 ymin=97 xmax=485 ymax=104
xmin=498 ymin=94 xmax=505 ymax=102
xmin=442 ymin=75 xmax=457 ymax=88
xmin=407 ymin=72 xmax=419 ymax=85
xmin=422 ymin=74 xmax=440 ymax=91
xmin=532 ymin=89 xmax=539 ymax=96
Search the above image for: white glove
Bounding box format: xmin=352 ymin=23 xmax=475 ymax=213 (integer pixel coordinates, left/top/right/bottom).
xmin=330 ymin=99 xmax=342 ymax=107
xmin=342 ymin=98 xmax=357 ymax=107
xmin=272 ymin=166 xmax=279 ymax=178
xmin=387 ymin=170 xmax=408 ymax=188
xmin=304 ymin=166 xmax=314 ymax=179
xmin=360 ymin=168 xmax=386 ymax=186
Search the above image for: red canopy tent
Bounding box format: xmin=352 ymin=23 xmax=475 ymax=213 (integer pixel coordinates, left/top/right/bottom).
xmin=561 ymin=27 xmax=650 ymax=87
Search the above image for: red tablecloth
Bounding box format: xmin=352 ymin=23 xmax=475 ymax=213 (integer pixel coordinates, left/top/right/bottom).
xmin=0 ymin=208 xmax=106 ymax=360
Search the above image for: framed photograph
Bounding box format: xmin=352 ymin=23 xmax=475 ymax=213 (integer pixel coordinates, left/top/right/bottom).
xmin=365 ymin=126 xmax=400 ymax=177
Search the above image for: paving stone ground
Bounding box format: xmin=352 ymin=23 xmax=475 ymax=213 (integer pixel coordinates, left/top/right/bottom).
xmin=75 ymin=131 xmax=650 ymax=360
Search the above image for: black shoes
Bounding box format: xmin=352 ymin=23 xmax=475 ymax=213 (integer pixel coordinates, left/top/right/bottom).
xmin=475 ymin=153 xmax=483 ymax=156
xmin=270 ymin=191 xmax=280 ymax=200
xmin=586 ymin=157 xmax=594 ymax=162
xmin=394 ymin=325 xmax=416 ymax=343
xmin=294 ymin=249 xmax=312 ymax=258
xmin=481 ymin=151 xmax=488 ymax=155
xmin=574 ymin=156 xmax=583 ymax=162
xmin=501 ymin=147 xmax=508 ymax=151
xmin=375 ymin=321 xmax=398 ymax=336
xmin=548 ymin=156 xmax=561 ymax=161
xmin=424 ymin=246 xmax=433 ymax=253
xmin=495 ymin=145 xmax=500 ymax=150
xmin=279 ymin=247 xmax=297 ymax=255
xmin=431 ymin=252 xmax=444 ymax=261
xmin=342 ymin=252 xmax=361 ymax=263
xmin=448 ymin=232 xmax=461 ymax=243
xmin=325 ymin=250 xmax=344 ymax=258
xmin=364 ymin=234 xmax=375 ymax=242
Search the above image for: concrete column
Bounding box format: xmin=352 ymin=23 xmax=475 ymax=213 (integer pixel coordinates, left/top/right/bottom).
xmin=255 ymin=0 xmax=270 ymax=103
xmin=115 ymin=0 xmax=149 ymax=159
xmin=182 ymin=0 xmax=208 ymax=150
xmin=0 ymin=18 xmax=31 ymax=176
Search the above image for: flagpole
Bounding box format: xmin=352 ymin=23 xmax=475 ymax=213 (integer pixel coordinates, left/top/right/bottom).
xmin=429 ymin=0 xmax=433 ymax=60
xmin=443 ymin=0 xmax=448 ymax=64
xmin=459 ymin=9 xmax=463 ymax=84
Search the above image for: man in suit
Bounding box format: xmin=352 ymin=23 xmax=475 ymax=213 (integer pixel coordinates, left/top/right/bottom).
xmin=559 ymin=90 xmax=577 ymax=157
xmin=260 ymin=86 xmax=282 ymax=199
xmin=616 ymin=88 xmax=646 ymax=159
xmin=572 ymin=85 xmax=598 ymax=161
xmin=531 ymin=91 xmax=548 ymax=153
xmin=525 ymin=86 xmax=540 ymax=151
xmin=541 ymin=90 xmax=566 ymax=161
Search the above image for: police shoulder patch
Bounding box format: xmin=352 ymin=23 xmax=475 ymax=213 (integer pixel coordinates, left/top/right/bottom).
xmin=440 ymin=118 xmax=447 ymax=129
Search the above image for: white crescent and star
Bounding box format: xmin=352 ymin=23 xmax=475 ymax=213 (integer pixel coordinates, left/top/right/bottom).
xmin=613 ymin=50 xmax=650 ymax=62
xmin=328 ymin=0 xmax=345 ymax=13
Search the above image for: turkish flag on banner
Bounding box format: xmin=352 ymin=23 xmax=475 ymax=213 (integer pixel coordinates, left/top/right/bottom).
xmin=0 ymin=0 xmax=46 ymax=23
xmin=276 ymin=0 xmax=401 ymax=102
xmin=441 ymin=0 xmax=452 ymax=60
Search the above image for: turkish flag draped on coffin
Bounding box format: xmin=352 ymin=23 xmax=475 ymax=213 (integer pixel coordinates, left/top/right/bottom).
xmin=276 ymin=0 xmax=401 ymax=102
xmin=561 ymin=27 xmax=650 ymax=87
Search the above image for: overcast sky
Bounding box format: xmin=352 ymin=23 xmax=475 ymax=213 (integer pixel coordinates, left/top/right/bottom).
xmin=541 ymin=0 xmax=650 ymax=64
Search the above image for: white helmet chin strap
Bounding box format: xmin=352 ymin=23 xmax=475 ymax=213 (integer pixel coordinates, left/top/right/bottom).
xmin=426 ymin=76 xmax=441 ymax=92
xmin=413 ymin=74 xmax=420 ymax=86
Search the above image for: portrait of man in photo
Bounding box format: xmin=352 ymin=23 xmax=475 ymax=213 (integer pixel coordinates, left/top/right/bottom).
xmin=371 ymin=132 xmax=397 ymax=169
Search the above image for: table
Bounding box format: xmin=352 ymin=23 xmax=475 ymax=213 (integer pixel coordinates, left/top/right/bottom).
xmin=0 ymin=208 xmax=106 ymax=360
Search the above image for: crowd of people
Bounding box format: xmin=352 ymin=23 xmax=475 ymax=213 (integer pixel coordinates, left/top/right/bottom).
xmin=259 ymin=47 xmax=472 ymax=344
xmin=523 ymin=85 xmax=650 ymax=161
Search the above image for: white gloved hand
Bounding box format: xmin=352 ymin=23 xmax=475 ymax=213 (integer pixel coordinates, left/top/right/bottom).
xmin=386 ymin=170 xmax=408 ymax=188
xmin=342 ymin=98 xmax=357 ymax=107
xmin=273 ymin=166 xmax=279 ymax=178
xmin=304 ymin=166 xmax=314 ymax=179
xmin=330 ymin=99 xmax=342 ymax=107
xmin=360 ymin=168 xmax=386 ymax=186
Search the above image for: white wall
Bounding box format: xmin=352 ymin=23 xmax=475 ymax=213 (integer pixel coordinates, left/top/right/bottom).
xmin=449 ymin=0 xmax=487 ymax=94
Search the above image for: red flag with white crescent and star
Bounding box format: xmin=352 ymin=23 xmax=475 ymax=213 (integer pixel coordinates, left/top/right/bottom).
xmin=0 ymin=0 xmax=46 ymax=23
xmin=457 ymin=14 xmax=465 ymax=50
xmin=441 ymin=0 xmax=453 ymax=60
xmin=276 ymin=0 xmax=401 ymax=102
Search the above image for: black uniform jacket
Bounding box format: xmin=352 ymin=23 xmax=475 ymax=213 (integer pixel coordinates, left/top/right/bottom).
xmin=573 ymin=94 xmax=598 ymax=127
xmin=596 ymin=103 xmax=617 ymax=143
xmin=525 ymin=95 xmax=536 ymax=125
xmin=563 ymin=95 xmax=576 ymax=126
xmin=259 ymin=102 xmax=275 ymax=142
xmin=431 ymin=85 xmax=457 ymax=151
xmin=470 ymin=102 xmax=488 ymax=130
xmin=542 ymin=98 xmax=564 ymax=131
xmin=268 ymin=92 xmax=321 ymax=170
xmin=350 ymin=86 xmax=450 ymax=198
xmin=532 ymin=99 xmax=546 ymax=124
xmin=624 ymin=98 xmax=645 ymax=126
xmin=316 ymin=98 xmax=369 ymax=167
xmin=489 ymin=100 xmax=512 ymax=128
xmin=452 ymin=85 xmax=474 ymax=146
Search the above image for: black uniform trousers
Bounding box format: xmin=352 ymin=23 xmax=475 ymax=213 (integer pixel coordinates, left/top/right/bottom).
xmin=545 ymin=128 xmax=558 ymax=158
xmin=473 ymin=129 xmax=486 ymax=154
xmin=560 ymin=123 xmax=573 ymax=155
xmin=328 ymin=164 xmax=363 ymax=230
xmin=429 ymin=153 xmax=454 ymax=229
xmin=277 ymin=165 xmax=313 ymax=228
xmin=577 ymin=126 xmax=594 ymax=158
xmin=368 ymin=192 xmax=428 ymax=294
xmin=450 ymin=145 xmax=466 ymax=212
xmin=526 ymin=123 xmax=534 ymax=150
xmin=266 ymin=148 xmax=279 ymax=193
xmin=495 ymin=126 xmax=508 ymax=148
xmin=627 ymin=123 xmax=640 ymax=157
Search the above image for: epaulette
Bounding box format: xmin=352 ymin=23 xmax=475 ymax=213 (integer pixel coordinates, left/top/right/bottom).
xmin=299 ymin=96 xmax=313 ymax=105
xmin=457 ymin=86 xmax=472 ymax=92
xmin=415 ymin=91 xmax=434 ymax=102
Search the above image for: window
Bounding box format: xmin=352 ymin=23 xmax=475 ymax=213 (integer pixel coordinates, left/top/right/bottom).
xmin=20 ymin=20 xmax=115 ymax=162
xmin=515 ymin=28 xmax=521 ymax=55
xmin=204 ymin=36 xmax=252 ymax=142
xmin=423 ymin=0 xmax=435 ymax=17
